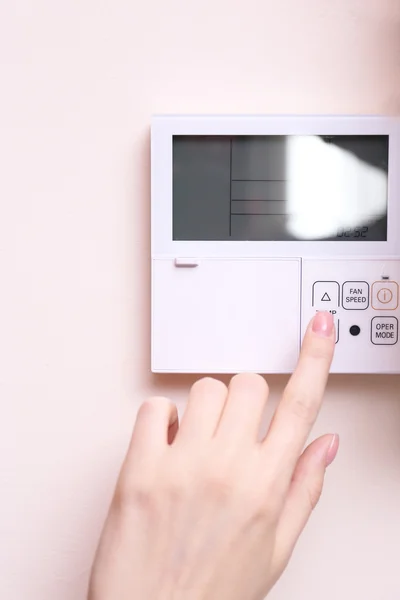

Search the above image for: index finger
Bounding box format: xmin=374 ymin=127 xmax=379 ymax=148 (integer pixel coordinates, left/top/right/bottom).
xmin=262 ymin=311 xmax=335 ymax=490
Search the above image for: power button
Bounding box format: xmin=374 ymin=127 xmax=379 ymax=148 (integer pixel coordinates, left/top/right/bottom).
xmin=372 ymin=281 xmax=398 ymax=310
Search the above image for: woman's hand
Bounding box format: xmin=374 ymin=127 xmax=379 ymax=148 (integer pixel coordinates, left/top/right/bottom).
xmin=88 ymin=311 xmax=338 ymax=600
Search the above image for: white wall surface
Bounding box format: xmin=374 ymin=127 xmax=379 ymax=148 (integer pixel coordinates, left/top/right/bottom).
xmin=0 ymin=1 xmax=399 ymax=598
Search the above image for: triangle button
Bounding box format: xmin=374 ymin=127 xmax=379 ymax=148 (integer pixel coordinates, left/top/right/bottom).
xmin=321 ymin=292 xmax=331 ymax=302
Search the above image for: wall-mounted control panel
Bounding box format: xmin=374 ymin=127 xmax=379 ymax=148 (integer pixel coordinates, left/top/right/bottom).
xmin=151 ymin=115 xmax=400 ymax=373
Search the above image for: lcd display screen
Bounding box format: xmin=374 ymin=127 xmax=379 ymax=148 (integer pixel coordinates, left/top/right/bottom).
xmin=172 ymin=135 xmax=389 ymax=241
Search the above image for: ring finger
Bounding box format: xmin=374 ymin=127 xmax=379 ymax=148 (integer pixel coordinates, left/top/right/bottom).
xmin=216 ymin=373 xmax=269 ymax=445
xmin=175 ymin=377 xmax=228 ymax=444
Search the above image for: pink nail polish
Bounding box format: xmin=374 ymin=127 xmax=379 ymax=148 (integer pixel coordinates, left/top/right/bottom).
xmin=325 ymin=434 xmax=339 ymax=467
xmin=312 ymin=311 xmax=334 ymax=337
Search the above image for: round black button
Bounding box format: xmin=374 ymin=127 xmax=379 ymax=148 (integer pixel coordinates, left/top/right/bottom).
xmin=349 ymin=325 xmax=361 ymax=336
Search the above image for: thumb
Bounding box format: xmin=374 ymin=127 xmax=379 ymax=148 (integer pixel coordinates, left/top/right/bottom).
xmin=271 ymin=433 xmax=339 ymax=575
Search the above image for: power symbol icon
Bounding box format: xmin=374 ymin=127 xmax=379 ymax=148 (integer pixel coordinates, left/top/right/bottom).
xmin=377 ymin=288 xmax=393 ymax=304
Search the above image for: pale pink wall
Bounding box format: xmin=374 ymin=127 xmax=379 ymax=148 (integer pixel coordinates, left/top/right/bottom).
xmin=0 ymin=1 xmax=399 ymax=599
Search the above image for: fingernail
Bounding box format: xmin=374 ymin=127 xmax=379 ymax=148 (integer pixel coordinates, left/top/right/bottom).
xmin=325 ymin=434 xmax=339 ymax=467
xmin=312 ymin=311 xmax=334 ymax=337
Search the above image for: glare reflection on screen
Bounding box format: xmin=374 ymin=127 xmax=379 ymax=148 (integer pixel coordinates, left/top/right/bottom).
xmin=285 ymin=135 xmax=388 ymax=240
xmin=172 ymin=134 xmax=389 ymax=241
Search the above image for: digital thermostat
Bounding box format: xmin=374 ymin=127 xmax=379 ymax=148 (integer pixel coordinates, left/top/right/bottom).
xmin=151 ymin=115 xmax=400 ymax=374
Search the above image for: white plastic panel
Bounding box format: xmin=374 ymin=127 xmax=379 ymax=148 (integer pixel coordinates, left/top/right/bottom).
xmin=151 ymin=115 xmax=400 ymax=374
xmin=152 ymin=258 xmax=301 ymax=373
xmin=301 ymin=258 xmax=400 ymax=373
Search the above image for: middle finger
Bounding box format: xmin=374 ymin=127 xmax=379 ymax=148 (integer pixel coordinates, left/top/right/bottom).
xmin=216 ymin=373 xmax=269 ymax=444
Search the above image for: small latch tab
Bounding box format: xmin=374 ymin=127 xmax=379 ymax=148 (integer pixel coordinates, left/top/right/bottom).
xmin=174 ymin=258 xmax=199 ymax=268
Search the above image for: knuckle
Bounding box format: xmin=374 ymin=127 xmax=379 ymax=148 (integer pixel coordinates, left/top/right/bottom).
xmin=163 ymin=475 xmax=187 ymax=503
xmin=204 ymin=468 xmax=235 ymax=501
xmin=138 ymin=396 xmax=178 ymax=428
xmin=255 ymin=481 xmax=282 ymax=521
xmin=116 ymin=466 xmax=187 ymax=512
xmin=243 ymin=486 xmax=269 ymax=516
xmin=250 ymin=502 xmax=276 ymax=528
xmin=305 ymin=479 xmax=324 ymax=511
xmin=288 ymin=393 xmax=316 ymax=425
xmin=208 ymin=475 xmax=233 ymax=499
xmin=140 ymin=396 xmax=172 ymax=413
xmin=115 ymin=474 xmax=158 ymax=513
xmin=191 ymin=376 xmax=227 ymax=397
xmin=238 ymin=485 xmax=278 ymax=527
xmin=230 ymin=372 xmax=269 ymax=393
xmin=159 ymin=457 xmax=189 ymax=501
xmin=203 ymin=463 xmax=275 ymax=522
xmin=128 ymin=485 xmax=156 ymax=511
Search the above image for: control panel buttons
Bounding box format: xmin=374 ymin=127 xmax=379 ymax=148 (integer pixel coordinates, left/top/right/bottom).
xmin=342 ymin=282 xmax=369 ymax=310
xmin=371 ymin=316 xmax=398 ymax=345
xmin=304 ymin=262 xmax=400 ymax=371
xmin=372 ymin=281 xmax=399 ymax=310
xmin=310 ymin=277 xmax=400 ymax=350
xmin=312 ymin=281 xmax=339 ymax=311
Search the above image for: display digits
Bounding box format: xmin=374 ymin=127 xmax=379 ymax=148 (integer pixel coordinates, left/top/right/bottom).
xmin=337 ymin=226 xmax=368 ymax=238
